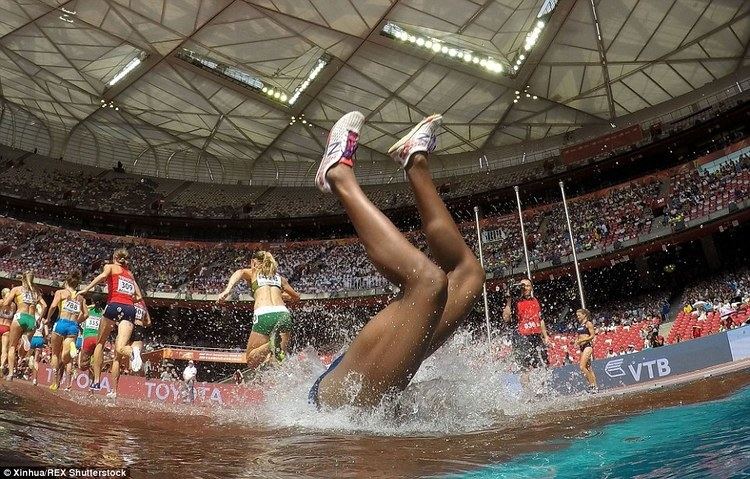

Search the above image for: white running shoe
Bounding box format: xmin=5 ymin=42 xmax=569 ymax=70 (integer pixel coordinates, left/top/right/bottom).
xmin=387 ymin=114 xmax=442 ymax=168
xmin=315 ymin=111 xmax=365 ymax=193
xmin=130 ymin=347 xmax=142 ymax=372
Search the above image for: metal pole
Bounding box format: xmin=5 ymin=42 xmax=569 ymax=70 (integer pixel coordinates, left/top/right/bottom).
xmin=514 ymin=185 xmax=532 ymax=280
xmin=474 ymin=206 xmax=492 ymax=341
xmin=559 ymin=181 xmax=586 ymax=309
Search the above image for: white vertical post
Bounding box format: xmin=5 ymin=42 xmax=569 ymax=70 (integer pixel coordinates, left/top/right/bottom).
xmin=514 ymin=185 xmax=532 ymax=280
xmin=474 ymin=206 xmax=492 ymax=341
xmin=559 ymin=181 xmax=586 ymax=309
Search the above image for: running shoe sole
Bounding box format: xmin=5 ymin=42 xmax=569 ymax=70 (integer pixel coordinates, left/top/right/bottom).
xmin=315 ymin=111 xmax=365 ymax=193
xmin=131 ymin=349 xmax=142 ymax=372
xmin=387 ymin=114 xmax=442 ymax=168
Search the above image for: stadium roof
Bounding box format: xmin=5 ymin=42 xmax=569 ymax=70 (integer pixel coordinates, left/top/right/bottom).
xmin=0 ymin=0 xmax=748 ymax=185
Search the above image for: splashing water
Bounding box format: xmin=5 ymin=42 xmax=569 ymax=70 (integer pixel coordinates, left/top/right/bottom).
xmin=217 ymin=331 xmax=584 ymax=435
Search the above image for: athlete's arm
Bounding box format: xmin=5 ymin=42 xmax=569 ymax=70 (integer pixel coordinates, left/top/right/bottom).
xmin=36 ymin=294 xmax=47 ymax=319
xmin=584 ymin=321 xmax=596 ymax=343
xmin=133 ymin=281 xmax=144 ymax=303
xmin=45 ymin=290 xmax=62 ymax=324
xmin=502 ymin=297 xmax=512 ymax=323
xmin=217 ymin=269 xmax=245 ymax=302
xmin=1 ymin=287 xmax=18 ymax=308
xmin=79 ymin=265 xmax=112 ymax=295
xmin=78 ymin=297 xmax=89 ymax=322
xmin=281 ymin=277 xmax=300 ymax=302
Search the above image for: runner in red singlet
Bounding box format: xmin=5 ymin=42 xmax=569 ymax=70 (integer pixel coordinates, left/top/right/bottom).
xmin=77 ymin=248 xmax=144 ymax=393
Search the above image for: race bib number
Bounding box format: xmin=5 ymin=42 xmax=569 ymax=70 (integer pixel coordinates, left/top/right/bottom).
xmin=62 ymin=300 xmax=81 ymax=314
xmin=117 ymin=277 xmax=135 ymax=296
xmin=21 ymin=291 xmax=34 ymax=304
xmin=135 ymin=307 xmax=145 ymax=321
xmin=86 ymin=316 xmax=101 ymax=330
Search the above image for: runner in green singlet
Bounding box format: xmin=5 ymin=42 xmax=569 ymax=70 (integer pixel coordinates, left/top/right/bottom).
xmin=217 ymin=251 xmax=300 ymax=370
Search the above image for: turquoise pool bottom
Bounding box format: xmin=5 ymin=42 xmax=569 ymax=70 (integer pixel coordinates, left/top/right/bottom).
xmin=454 ymin=385 xmax=750 ymax=479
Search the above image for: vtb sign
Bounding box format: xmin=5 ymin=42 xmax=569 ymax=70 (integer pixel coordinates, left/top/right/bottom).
xmin=604 ymin=357 xmax=672 ymax=382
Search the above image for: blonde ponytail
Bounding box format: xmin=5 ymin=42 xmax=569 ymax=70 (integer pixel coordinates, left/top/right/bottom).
xmin=21 ymin=271 xmax=34 ymax=291
xmin=21 ymin=271 xmax=37 ymax=300
xmin=253 ymin=251 xmax=277 ymax=277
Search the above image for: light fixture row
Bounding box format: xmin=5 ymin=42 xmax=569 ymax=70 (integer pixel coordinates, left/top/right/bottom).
xmin=513 ymin=85 xmax=538 ymax=103
xmin=382 ymin=23 xmax=504 ymax=74
xmin=288 ymin=57 xmax=329 ymax=105
xmin=176 ymin=49 xmax=328 ymax=107
xmin=100 ymin=99 xmax=119 ymax=111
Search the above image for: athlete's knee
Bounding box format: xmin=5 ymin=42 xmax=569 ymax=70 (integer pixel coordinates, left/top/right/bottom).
xmin=415 ymin=260 xmax=448 ymax=299
xmin=456 ymin=260 xmax=486 ymax=295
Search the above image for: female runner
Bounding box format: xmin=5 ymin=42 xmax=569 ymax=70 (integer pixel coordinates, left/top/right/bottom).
xmin=107 ymin=298 xmax=150 ymax=399
xmin=309 ymin=112 xmax=485 ymax=408
xmin=77 ymin=248 xmax=144 ymax=391
xmin=45 ymin=271 xmax=87 ymax=391
xmin=78 ymin=295 xmax=106 ymax=379
xmin=217 ymin=251 xmax=300 ymax=369
xmin=1 ymin=272 xmax=47 ymax=381
xmin=0 ymin=288 xmax=17 ymax=375
xmin=574 ymin=308 xmax=597 ymax=392
xmin=28 ymin=310 xmax=48 ymax=385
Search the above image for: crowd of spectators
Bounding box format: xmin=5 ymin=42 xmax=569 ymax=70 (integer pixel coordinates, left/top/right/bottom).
xmin=666 ymin=153 xmax=750 ymax=225
xmin=0 ymin=93 xmax=745 ymax=221
xmin=1 ymin=150 xmax=748 ymax=296
xmin=681 ymin=267 xmax=750 ymax=320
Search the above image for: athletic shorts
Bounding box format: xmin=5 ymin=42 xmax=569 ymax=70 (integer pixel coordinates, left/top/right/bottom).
xmin=16 ymin=312 xmax=35 ymax=332
xmin=0 ymin=324 xmax=9 ymax=335
xmin=308 ymin=353 xmax=346 ymax=410
xmin=252 ymin=308 xmax=292 ymax=336
xmin=512 ymin=332 xmax=548 ymax=369
xmin=75 ymin=336 xmax=83 ymax=350
xmin=30 ymin=336 xmax=44 ymax=349
xmin=130 ymin=324 xmax=145 ymax=343
xmin=104 ymin=302 xmax=136 ymax=323
xmin=578 ymin=341 xmax=593 ymax=354
xmin=53 ymin=318 xmax=79 ymax=337
xmin=82 ymin=337 xmax=97 ymax=355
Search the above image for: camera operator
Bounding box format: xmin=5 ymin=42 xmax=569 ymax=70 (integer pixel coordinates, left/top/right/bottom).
xmin=502 ymin=278 xmax=550 ymax=370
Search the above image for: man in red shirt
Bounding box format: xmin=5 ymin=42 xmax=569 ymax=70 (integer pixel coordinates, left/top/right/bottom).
xmin=502 ymin=278 xmax=550 ymax=369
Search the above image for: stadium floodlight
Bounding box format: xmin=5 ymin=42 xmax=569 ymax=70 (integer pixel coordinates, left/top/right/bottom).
xmin=287 ymin=56 xmax=330 ymax=105
xmin=177 ymin=49 xmax=327 ymax=107
xmin=509 ymin=1 xmax=558 ymax=76
xmin=381 ymin=22 xmax=507 ymax=75
xmin=109 ymin=56 xmax=143 ymax=86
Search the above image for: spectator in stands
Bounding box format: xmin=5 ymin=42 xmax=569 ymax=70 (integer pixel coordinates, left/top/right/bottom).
xmin=692 ymin=324 xmax=702 ymax=339
xmin=649 ymin=331 xmax=664 ymax=348
xmin=503 ymin=279 xmax=550 ymax=371
xmin=606 ymin=348 xmax=616 ymax=358
xmin=626 ymin=344 xmax=636 ymax=355
xmin=661 ymin=299 xmax=670 ymax=322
